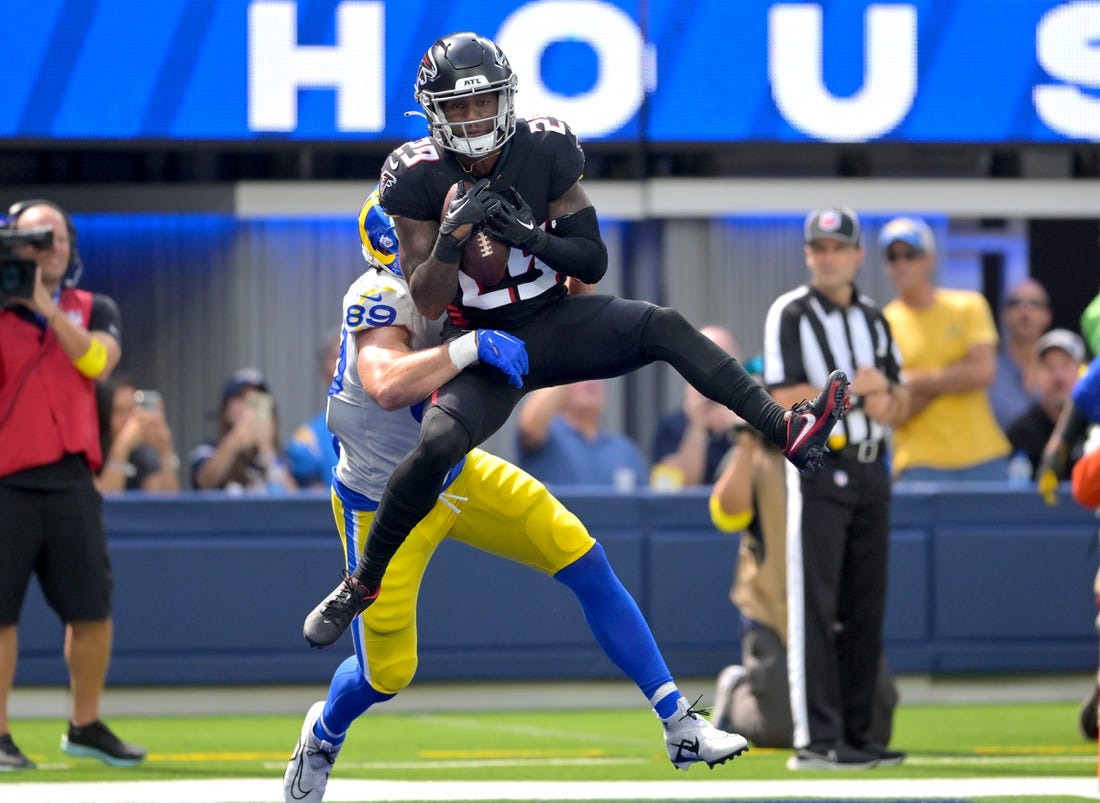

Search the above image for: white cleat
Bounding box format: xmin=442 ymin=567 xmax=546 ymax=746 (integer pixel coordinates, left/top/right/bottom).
xmin=284 ymin=701 xmax=341 ymax=802
xmin=662 ymin=696 xmax=749 ymax=771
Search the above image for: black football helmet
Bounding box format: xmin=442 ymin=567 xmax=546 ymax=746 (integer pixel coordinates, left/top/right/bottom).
xmin=414 ymin=32 xmax=518 ymax=156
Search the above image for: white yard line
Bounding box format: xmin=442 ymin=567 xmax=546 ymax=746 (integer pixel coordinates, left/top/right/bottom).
xmin=0 ymin=776 xmax=1096 ymax=803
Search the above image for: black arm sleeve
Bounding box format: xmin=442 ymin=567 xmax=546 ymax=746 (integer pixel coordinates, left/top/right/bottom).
xmin=529 ymin=206 xmax=607 ymax=284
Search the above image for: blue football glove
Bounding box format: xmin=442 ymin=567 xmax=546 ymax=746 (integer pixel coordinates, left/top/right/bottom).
xmin=485 ymin=187 xmax=548 ymax=252
xmin=476 ymin=329 xmax=529 ymax=388
xmin=1072 ymin=355 xmax=1100 ymax=424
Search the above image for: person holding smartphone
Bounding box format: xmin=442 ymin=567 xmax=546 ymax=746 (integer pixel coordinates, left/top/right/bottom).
xmin=188 ymin=367 xmax=297 ymax=493
xmin=95 ymin=376 xmax=180 ymax=493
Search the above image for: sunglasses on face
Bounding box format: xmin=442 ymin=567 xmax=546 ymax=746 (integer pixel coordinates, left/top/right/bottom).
xmin=885 ymin=250 xmax=922 ymax=262
xmin=1005 ymin=297 xmax=1049 ymax=310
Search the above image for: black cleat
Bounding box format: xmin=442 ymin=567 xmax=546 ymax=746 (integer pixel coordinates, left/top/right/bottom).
xmin=0 ymin=734 xmax=35 ymax=771
xmin=61 ymin=720 xmax=145 ymax=767
xmin=783 ymin=369 xmax=850 ymax=473
xmin=859 ymin=742 xmax=907 ymax=766
xmin=303 ymin=572 xmax=379 ymax=648
xmin=787 ymin=742 xmax=879 ymax=770
xmin=1079 ymin=683 xmax=1099 ymax=741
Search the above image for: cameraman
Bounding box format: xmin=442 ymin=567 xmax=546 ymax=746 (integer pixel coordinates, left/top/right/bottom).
xmin=0 ymin=200 xmax=144 ymax=769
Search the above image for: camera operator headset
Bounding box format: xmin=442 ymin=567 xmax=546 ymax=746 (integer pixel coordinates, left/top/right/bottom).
xmin=0 ymin=199 xmax=120 ymax=458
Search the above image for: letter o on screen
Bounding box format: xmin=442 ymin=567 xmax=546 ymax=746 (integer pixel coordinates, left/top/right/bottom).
xmin=496 ymin=0 xmax=645 ymax=138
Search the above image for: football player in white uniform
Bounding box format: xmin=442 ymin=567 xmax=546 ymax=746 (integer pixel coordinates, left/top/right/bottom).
xmin=283 ymin=188 xmax=749 ymax=802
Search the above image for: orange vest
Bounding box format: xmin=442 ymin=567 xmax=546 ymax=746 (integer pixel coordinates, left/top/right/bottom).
xmin=0 ymin=289 xmax=102 ymax=477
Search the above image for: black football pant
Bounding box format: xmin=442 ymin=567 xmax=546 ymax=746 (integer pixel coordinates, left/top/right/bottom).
xmin=353 ymin=294 xmax=788 ymax=589
xmin=786 ymin=453 xmax=891 ymax=751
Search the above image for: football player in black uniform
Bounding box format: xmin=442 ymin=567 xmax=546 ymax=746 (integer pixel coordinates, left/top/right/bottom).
xmin=304 ymin=32 xmax=850 ymax=657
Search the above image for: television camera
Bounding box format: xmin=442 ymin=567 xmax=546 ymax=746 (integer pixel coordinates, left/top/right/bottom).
xmin=0 ymin=226 xmax=52 ymax=304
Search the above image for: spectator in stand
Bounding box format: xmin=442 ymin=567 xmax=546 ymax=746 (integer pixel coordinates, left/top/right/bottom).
xmin=189 ymin=367 xmax=298 ymax=494
xmin=1036 ymin=226 xmax=1100 ymax=504
xmin=881 ymin=216 xmax=1012 ymax=481
xmin=287 ymin=327 xmax=342 ymax=489
xmin=516 ymin=379 xmax=648 ymax=489
xmin=95 ymin=376 xmax=181 ymax=493
xmin=990 ymin=279 xmax=1053 ymax=432
xmin=708 ymin=420 xmax=899 ymax=750
xmin=651 ymin=325 xmax=742 ymax=489
xmin=1006 ymin=329 xmax=1087 ymax=480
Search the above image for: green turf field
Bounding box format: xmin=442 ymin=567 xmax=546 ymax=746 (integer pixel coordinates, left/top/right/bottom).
xmin=0 ymin=699 xmax=1094 ymax=791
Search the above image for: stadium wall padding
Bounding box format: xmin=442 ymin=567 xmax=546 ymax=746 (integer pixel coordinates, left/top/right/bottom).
xmin=13 ymin=485 xmax=1099 ymax=686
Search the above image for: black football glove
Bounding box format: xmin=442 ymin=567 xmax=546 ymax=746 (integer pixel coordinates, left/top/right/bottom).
xmin=439 ymin=178 xmax=503 ymax=247
xmin=485 ymin=187 xmax=548 ymax=252
xmin=433 ymin=178 xmax=504 ymax=264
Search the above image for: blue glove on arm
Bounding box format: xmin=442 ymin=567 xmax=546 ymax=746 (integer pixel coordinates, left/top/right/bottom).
xmin=447 ymin=329 xmax=529 ymax=388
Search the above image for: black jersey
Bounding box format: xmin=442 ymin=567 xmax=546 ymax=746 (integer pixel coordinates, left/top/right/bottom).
xmin=379 ymin=117 xmax=585 ymax=330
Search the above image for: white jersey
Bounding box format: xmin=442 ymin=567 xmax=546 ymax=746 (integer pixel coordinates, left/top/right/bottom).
xmin=327 ymin=267 xmax=442 ymax=501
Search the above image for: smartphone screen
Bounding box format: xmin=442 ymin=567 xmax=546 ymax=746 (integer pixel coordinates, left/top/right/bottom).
xmin=134 ymin=389 xmax=161 ymax=412
xmin=249 ymin=392 xmax=273 ymax=423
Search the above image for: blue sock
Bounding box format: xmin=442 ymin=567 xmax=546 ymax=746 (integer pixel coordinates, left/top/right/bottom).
xmin=554 ymin=543 xmax=681 ymax=718
xmin=312 ymin=655 xmax=395 ymax=746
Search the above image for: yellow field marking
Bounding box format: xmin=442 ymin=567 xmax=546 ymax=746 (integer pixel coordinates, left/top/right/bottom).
xmin=420 ymin=748 xmax=607 ymax=759
xmin=906 ymin=754 xmax=1095 ymax=766
xmin=145 ymin=751 xmax=288 ymax=762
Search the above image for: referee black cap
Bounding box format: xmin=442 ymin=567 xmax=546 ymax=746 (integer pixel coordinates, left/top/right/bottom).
xmin=804 ymin=207 xmax=861 ymax=245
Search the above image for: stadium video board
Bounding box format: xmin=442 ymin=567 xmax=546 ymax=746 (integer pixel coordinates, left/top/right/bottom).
xmin=2 ymin=0 xmax=1097 ymax=143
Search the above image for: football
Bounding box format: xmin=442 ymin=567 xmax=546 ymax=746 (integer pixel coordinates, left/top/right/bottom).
xmin=442 ymin=180 xmax=510 ymax=286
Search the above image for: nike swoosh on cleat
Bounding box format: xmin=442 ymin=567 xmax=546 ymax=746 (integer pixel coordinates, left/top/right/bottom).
xmin=290 ymin=749 xmax=313 ymax=800
xmin=787 ymin=413 xmax=817 ymax=451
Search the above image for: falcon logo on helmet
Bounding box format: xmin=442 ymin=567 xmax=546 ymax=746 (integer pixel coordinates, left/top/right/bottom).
xmin=358 ymin=186 xmax=402 ymax=278
xmin=416 ymin=50 xmax=439 ymax=89
xmin=412 ymin=32 xmax=518 ymax=157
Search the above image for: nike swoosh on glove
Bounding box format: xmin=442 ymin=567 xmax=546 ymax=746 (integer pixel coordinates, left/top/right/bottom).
xmin=484 ymin=187 xmax=548 ymax=252
xmin=476 ymin=329 xmax=529 ymax=388
xmin=440 ymin=177 xmax=503 ymax=248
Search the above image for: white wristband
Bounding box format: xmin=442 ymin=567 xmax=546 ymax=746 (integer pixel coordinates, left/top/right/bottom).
xmin=448 ymin=331 xmax=479 ymax=370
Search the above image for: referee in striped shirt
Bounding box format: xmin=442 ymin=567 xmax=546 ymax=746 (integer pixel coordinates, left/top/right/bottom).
xmin=762 ymin=207 xmax=909 ymax=770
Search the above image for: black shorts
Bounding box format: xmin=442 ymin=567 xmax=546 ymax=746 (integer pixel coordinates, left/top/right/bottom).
xmin=0 ymin=477 xmax=113 ymax=624
xmin=434 ymin=294 xmax=657 ymax=446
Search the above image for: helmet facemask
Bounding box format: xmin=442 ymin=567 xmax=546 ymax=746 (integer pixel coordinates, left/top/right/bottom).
xmin=415 ymin=33 xmax=518 ymax=156
xmin=420 ymin=82 xmax=516 ymax=156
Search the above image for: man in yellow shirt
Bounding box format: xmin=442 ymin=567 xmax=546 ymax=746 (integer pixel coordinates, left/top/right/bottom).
xmin=881 ymin=217 xmax=1011 ymax=480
